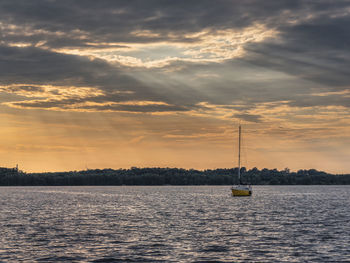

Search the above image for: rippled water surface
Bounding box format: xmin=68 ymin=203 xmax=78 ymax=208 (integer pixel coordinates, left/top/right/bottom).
xmin=0 ymin=186 xmax=349 ymax=262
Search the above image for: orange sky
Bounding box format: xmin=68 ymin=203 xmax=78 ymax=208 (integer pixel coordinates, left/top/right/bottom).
xmin=1 ymin=104 xmax=349 ymax=173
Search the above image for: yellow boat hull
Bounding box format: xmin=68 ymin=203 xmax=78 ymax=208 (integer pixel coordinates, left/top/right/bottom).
xmin=231 ymin=188 xmax=252 ymax=196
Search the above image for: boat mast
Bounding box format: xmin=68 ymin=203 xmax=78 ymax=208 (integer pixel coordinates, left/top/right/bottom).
xmin=238 ymin=125 xmax=241 ymax=185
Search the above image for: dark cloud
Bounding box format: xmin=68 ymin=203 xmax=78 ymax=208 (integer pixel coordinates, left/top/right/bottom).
xmin=0 ymin=44 xmax=159 ymax=97
xmin=0 ymin=0 xmax=320 ymax=48
xmin=0 ymin=44 xmax=184 ymax=112
xmin=0 ymin=44 xmax=210 ymax=112
xmin=0 ymin=0 xmax=349 ymax=113
xmin=288 ymin=93 xmax=350 ymax=108
xmin=7 ymin=85 xmax=45 ymax=93
xmin=0 ymin=45 xmax=108 ymax=85
xmin=10 ymin=97 xmax=189 ymax=113
xmin=242 ymin=17 xmax=350 ymax=88
xmin=80 ymin=104 xmax=189 ymax=113
xmin=233 ymin=113 xmax=263 ymax=123
xmin=1 ymin=1 xmax=349 ymax=49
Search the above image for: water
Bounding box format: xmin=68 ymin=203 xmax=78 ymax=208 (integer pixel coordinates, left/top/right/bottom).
xmin=0 ymin=186 xmax=349 ymax=262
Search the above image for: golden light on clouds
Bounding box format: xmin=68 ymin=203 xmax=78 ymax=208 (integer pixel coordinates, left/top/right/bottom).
xmin=0 ymin=84 xmax=104 ymax=98
xmin=50 ymin=23 xmax=277 ymax=68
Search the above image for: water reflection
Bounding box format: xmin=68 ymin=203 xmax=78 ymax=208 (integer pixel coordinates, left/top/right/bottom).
xmin=0 ymin=186 xmax=349 ymax=262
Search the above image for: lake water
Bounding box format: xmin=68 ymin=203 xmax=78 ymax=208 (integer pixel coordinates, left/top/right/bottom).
xmin=0 ymin=186 xmax=349 ymax=262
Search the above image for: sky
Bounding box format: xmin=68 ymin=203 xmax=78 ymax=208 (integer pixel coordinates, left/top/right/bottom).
xmin=0 ymin=0 xmax=349 ymax=173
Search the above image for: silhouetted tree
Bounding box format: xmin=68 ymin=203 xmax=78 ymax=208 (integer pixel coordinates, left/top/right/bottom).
xmin=0 ymin=166 xmax=349 ymax=186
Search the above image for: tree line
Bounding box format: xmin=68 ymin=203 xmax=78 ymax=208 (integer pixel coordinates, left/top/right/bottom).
xmin=0 ymin=166 xmax=349 ymax=186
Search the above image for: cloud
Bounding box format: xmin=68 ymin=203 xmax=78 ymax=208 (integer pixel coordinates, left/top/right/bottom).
xmin=0 ymin=0 xmax=349 ymax=116
xmin=6 ymin=99 xmax=189 ymax=113
xmin=0 ymin=45 xmax=190 ymax=112
xmin=233 ymin=113 xmax=263 ymax=123
xmin=0 ymin=0 xmax=291 ymax=47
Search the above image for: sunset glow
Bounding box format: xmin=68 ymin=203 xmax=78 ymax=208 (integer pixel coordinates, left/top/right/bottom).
xmin=0 ymin=1 xmax=349 ymax=173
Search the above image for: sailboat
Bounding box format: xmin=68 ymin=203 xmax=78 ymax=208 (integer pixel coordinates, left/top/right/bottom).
xmin=231 ymin=125 xmax=252 ymax=196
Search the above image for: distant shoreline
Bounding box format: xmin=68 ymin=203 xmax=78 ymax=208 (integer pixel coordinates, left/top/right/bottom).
xmin=1 ymin=167 xmax=349 ymax=186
